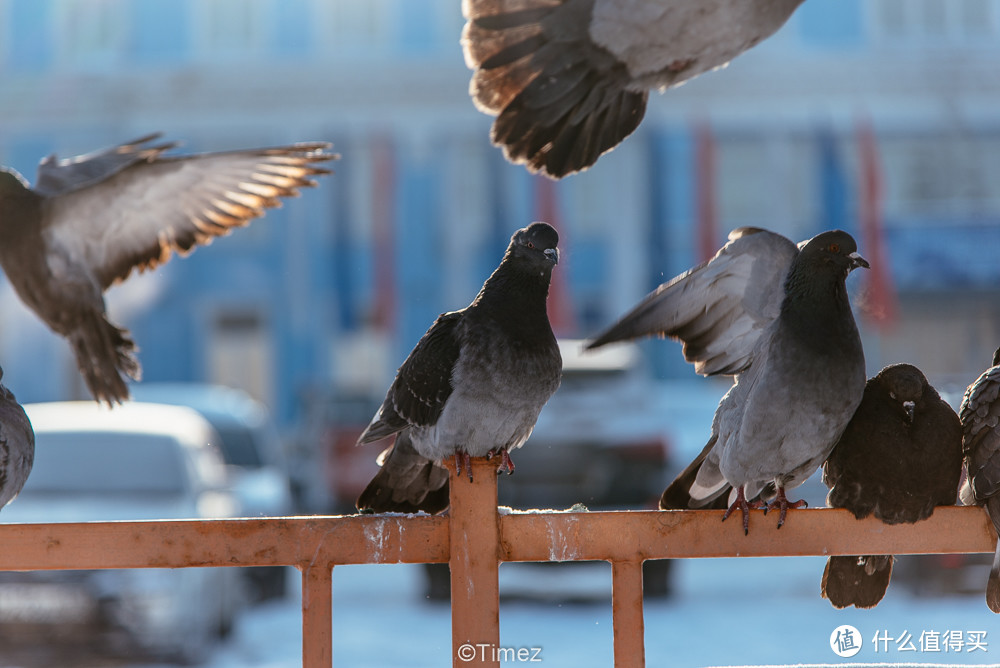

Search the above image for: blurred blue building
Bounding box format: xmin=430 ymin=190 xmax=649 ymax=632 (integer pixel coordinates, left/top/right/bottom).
xmin=1 ymin=0 xmax=1000 ymax=427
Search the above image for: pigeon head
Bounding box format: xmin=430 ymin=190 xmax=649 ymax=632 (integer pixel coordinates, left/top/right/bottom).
xmin=508 ymin=221 xmax=560 ymax=270
xmin=876 ymin=363 xmax=928 ymax=424
xmin=992 ymin=347 xmax=1000 ymax=367
xmin=797 ymin=230 xmax=869 ymax=277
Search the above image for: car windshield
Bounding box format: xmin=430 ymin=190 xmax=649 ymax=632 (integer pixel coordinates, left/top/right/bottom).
xmin=21 ymin=431 xmax=188 ymax=496
xmin=211 ymin=424 xmax=262 ymax=468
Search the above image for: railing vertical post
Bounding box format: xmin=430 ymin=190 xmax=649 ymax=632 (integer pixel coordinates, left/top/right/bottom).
xmin=611 ymin=560 xmax=645 ymax=668
xmin=448 ymin=457 xmax=501 ymax=668
xmin=302 ymin=564 xmax=333 ymax=668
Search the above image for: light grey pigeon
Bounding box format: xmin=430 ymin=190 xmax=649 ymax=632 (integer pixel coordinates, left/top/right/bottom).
xmin=462 ymin=0 xmax=805 ymax=177
xmin=357 ymin=222 xmax=563 ymax=514
xmin=0 ymin=366 xmax=34 ymax=511
xmin=588 ymin=227 xmax=868 ymax=533
xmin=959 ymin=347 xmax=1000 ymax=613
xmin=821 ymin=364 xmax=962 ymax=609
xmin=0 ymin=134 xmax=335 ymax=404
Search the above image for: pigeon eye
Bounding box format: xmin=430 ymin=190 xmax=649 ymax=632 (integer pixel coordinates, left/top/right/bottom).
xmin=527 ymin=242 xmax=534 ymax=249
xmin=829 ymin=243 xmax=840 ymax=253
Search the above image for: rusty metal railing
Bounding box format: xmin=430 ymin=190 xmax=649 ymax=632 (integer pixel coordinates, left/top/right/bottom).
xmin=0 ymin=456 xmax=994 ymax=667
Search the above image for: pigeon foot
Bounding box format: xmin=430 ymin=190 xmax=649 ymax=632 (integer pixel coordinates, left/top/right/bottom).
xmin=721 ymin=486 xmax=761 ymax=536
xmin=487 ymin=448 xmax=516 ymax=475
xmin=454 ymin=451 xmax=473 ymax=482
xmin=766 ymin=486 xmax=807 ymax=528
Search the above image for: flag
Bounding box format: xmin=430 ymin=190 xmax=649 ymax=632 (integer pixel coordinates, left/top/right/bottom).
xmin=534 ymin=175 xmax=577 ymax=337
xmin=856 ymin=118 xmax=898 ymax=330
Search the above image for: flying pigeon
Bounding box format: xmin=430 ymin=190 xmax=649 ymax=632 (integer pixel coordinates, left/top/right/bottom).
xmin=462 ymin=0 xmax=805 ymax=178
xmin=588 ymin=227 xmax=868 ymax=533
xmin=0 ymin=134 xmax=335 ymax=404
xmin=356 ymin=222 xmax=562 ymax=514
xmin=0 ymin=367 xmax=34 ymax=511
xmin=958 ymin=347 xmax=1000 ymax=613
xmin=820 ymin=364 xmax=962 ymax=609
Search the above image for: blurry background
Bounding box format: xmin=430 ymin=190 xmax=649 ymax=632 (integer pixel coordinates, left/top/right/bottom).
xmin=3 ymin=0 xmax=1000 ymax=666
xmin=4 ymin=0 xmax=1000 ymax=516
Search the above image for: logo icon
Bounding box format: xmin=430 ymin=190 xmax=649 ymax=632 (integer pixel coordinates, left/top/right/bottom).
xmin=831 ymin=625 xmax=862 ymax=658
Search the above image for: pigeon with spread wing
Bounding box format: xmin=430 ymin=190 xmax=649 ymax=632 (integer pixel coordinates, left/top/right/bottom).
xmin=0 ymin=134 xmax=334 ymax=404
xmin=588 ymin=227 xmax=868 ymax=533
xmin=462 ymin=0 xmax=805 ymax=177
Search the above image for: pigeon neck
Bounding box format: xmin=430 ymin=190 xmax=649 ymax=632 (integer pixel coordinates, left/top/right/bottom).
xmin=473 ymin=258 xmax=554 ymax=326
xmin=780 ymin=266 xmax=857 ymax=339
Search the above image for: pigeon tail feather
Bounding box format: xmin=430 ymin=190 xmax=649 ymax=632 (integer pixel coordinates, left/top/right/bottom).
xmin=356 ymin=432 xmax=450 ymax=515
xmin=71 ymin=312 xmax=140 ymax=405
xmin=660 ymin=436 xmax=730 ymax=510
xmin=821 ymin=555 xmax=892 ymax=609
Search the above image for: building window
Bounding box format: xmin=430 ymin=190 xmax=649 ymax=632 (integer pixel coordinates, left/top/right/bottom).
xmin=318 ymin=0 xmax=391 ymax=56
xmin=53 ymin=0 xmax=125 ymax=69
xmin=208 ymin=309 xmax=272 ymax=404
xmin=194 ymin=0 xmax=265 ymax=58
xmin=871 ymin=0 xmax=997 ymax=41
xmin=880 ymin=133 xmax=1000 ymax=220
xmin=715 ymin=134 xmax=812 ymax=235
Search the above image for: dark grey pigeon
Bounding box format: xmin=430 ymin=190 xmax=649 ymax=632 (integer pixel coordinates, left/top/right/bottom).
xmin=356 ymin=222 xmax=562 ymax=514
xmin=821 ymin=364 xmax=962 ymax=609
xmin=588 ymin=227 xmax=868 ymax=534
xmin=0 ymin=135 xmax=334 ymax=404
xmin=0 ymin=366 xmax=34 ymax=511
xmin=462 ymin=0 xmax=805 ymax=178
xmin=959 ymin=347 xmax=1000 ymax=613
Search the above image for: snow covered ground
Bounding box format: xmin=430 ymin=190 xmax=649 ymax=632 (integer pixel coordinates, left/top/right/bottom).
xmin=115 ymin=553 xmax=999 ymax=667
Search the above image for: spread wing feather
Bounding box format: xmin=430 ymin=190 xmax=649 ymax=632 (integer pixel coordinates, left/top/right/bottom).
xmin=587 ymin=227 xmax=797 ymax=376
xmin=40 ymin=141 xmax=334 ymax=289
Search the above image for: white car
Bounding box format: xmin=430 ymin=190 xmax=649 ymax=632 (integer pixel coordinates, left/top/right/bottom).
xmin=0 ymin=401 xmax=244 ymax=663
xmin=130 ymin=383 xmax=295 ymax=601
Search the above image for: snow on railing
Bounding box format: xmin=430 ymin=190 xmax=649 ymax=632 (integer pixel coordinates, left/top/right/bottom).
xmin=0 ymin=456 xmax=994 ymax=667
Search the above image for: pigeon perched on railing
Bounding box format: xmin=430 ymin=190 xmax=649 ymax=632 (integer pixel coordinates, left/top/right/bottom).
xmin=959 ymin=347 xmax=1000 ymax=613
xmin=588 ymin=227 xmax=867 ymax=534
xmin=820 ymin=364 xmax=962 ymax=609
xmin=0 ymin=135 xmax=335 ymax=404
xmin=462 ymin=0 xmax=805 ymax=178
xmin=356 ymin=222 xmax=562 ymax=514
xmin=0 ymin=367 xmax=34 ymax=511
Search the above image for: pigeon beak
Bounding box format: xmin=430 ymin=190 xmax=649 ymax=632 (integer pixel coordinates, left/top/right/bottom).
xmin=849 ymin=252 xmax=869 ymax=270
xmin=903 ymin=400 xmax=915 ymax=423
xmin=544 ymin=248 xmax=559 ymax=265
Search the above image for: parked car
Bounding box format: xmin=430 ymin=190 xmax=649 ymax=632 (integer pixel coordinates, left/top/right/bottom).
xmin=0 ymin=401 xmax=244 ymax=663
xmin=424 ymin=340 xmax=731 ymax=601
xmin=130 ymin=383 xmax=295 ymax=601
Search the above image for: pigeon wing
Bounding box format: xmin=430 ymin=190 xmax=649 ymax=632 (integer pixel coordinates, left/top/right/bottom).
xmin=358 ymin=311 xmax=463 ymax=444
xmin=0 ymin=391 xmax=34 ymax=509
xmin=33 ymin=134 xmax=179 ymax=197
xmin=41 ymin=142 xmax=334 ymax=289
xmin=587 ymin=227 xmax=797 ymax=376
xmin=462 ymin=0 xmax=647 ymax=177
xmin=960 ymin=364 xmax=1000 ymax=502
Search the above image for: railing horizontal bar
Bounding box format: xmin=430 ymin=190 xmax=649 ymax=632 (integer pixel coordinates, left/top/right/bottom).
xmin=0 ymin=505 xmax=991 ymax=572
xmin=500 ymin=506 xmax=997 ymax=562
xmin=0 ymin=515 xmax=448 ymax=570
